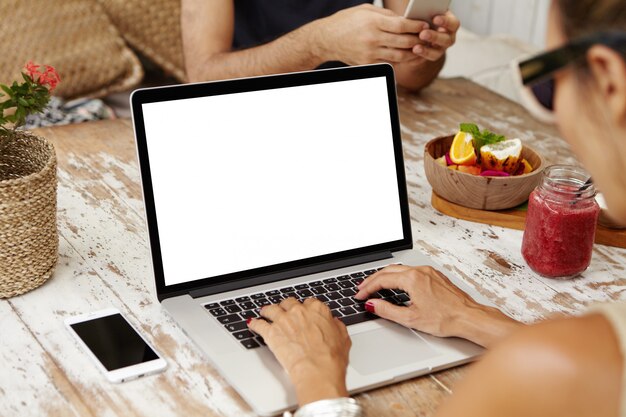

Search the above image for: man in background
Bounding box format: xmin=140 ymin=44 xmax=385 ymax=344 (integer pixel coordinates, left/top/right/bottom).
xmin=182 ymin=1 xmax=459 ymax=91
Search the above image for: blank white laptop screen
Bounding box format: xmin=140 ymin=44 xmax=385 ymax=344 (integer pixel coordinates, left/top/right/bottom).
xmin=141 ymin=76 xmax=404 ymax=286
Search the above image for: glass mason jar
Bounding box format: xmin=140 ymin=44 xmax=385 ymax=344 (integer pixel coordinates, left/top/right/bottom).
xmin=521 ymin=165 xmax=600 ymax=279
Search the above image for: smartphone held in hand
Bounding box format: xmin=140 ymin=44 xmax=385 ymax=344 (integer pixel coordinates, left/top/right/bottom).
xmin=65 ymin=308 xmax=167 ymax=383
xmin=404 ymin=0 xmax=451 ymax=22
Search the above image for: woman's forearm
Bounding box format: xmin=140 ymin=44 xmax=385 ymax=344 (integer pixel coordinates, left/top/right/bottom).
xmin=449 ymin=305 xmax=524 ymax=348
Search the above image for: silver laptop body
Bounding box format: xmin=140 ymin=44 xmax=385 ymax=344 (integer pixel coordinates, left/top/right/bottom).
xmin=131 ymin=64 xmax=487 ymax=416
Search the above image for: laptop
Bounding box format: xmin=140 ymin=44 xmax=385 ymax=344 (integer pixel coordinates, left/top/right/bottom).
xmin=130 ymin=64 xmax=486 ymax=416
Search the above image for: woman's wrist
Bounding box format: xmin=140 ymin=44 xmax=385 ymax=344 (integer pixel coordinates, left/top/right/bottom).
xmin=295 ymin=380 xmax=348 ymax=406
xmin=450 ymin=305 xmax=523 ymax=348
xmin=291 ymin=365 xmax=348 ymax=406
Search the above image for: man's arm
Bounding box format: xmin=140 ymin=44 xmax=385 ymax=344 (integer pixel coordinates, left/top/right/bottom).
xmin=182 ymin=0 xmax=322 ymax=82
xmin=182 ymin=1 xmax=427 ymax=83
xmin=383 ymin=0 xmax=457 ymax=91
xmin=436 ymin=314 xmax=623 ymax=417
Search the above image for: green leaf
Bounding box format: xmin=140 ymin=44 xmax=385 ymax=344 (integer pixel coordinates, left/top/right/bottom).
xmin=473 ymin=129 xmax=506 ymax=154
xmin=0 ymin=84 xmax=12 ymax=97
xmin=460 ymin=123 xmax=506 ymax=159
xmin=17 ymin=97 xmax=29 ymax=107
xmin=13 ymin=107 xmax=26 ymax=127
xmin=460 ymin=123 xmax=480 ymax=137
xmin=1 ymin=98 xmax=16 ymax=109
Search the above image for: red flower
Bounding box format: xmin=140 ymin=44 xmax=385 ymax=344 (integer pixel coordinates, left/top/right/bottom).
xmin=28 ymin=63 xmax=60 ymax=92
xmin=24 ymin=61 xmax=41 ymax=81
xmin=0 ymin=61 xmax=62 ymax=129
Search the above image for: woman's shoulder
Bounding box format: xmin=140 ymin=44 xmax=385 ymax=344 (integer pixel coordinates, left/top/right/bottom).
xmin=491 ymin=313 xmax=623 ymax=417
xmin=437 ymin=313 xmax=623 ymax=417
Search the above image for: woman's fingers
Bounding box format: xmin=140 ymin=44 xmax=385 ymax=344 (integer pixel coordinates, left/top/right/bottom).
xmin=280 ymin=297 xmax=300 ymax=310
xmin=259 ymin=304 xmax=285 ymax=322
xmin=304 ymin=298 xmax=337 ymax=322
xmin=354 ymin=270 xmax=410 ymax=299
xmin=248 ymin=317 xmax=271 ymax=337
xmin=366 ymin=299 xmax=413 ymax=328
xmin=377 ymin=264 xmax=411 ymax=274
xmin=358 ymin=264 xmax=410 ymax=288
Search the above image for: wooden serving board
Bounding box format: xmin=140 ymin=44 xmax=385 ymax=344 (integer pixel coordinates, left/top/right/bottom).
xmin=432 ymin=192 xmax=626 ymax=249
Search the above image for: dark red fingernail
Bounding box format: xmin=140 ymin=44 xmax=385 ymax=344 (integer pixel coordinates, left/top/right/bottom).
xmin=356 ymin=280 xmax=364 ymax=287
xmin=246 ymin=318 xmax=252 ymax=325
xmin=365 ymin=301 xmax=375 ymax=314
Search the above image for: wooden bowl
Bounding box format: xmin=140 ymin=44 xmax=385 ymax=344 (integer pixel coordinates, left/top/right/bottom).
xmin=424 ymin=135 xmax=546 ymax=210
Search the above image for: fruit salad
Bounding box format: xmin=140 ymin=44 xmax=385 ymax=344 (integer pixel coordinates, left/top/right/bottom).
xmin=436 ymin=123 xmax=534 ymax=177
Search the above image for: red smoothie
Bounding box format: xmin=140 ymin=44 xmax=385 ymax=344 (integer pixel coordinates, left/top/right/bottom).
xmin=521 ymin=167 xmax=599 ymax=278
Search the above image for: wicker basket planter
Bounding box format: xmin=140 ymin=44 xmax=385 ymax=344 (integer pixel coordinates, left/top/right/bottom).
xmin=0 ymin=131 xmax=58 ymax=298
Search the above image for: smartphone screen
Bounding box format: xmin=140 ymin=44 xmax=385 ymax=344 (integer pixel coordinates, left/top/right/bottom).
xmin=69 ymin=313 xmax=159 ymax=371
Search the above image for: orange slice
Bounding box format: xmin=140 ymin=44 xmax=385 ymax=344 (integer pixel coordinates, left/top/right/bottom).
xmin=450 ymin=132 xmax=477 ymax=166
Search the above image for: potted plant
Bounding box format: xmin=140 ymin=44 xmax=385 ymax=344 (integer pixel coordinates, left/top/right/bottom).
xmin=0 ymin=62 xmax=61 ymax=298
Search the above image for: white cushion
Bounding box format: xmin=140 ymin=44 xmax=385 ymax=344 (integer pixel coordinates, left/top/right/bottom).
xmin=440 ymin=28 xmax=539 ymax=103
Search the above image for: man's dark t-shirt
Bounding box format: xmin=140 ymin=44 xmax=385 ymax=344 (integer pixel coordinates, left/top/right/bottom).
xmin=233 ymin=0 xmax=374 ymax=50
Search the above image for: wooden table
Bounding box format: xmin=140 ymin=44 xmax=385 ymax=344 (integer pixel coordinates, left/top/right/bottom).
xmin=3 ymin=78 xmax=625 ymax=417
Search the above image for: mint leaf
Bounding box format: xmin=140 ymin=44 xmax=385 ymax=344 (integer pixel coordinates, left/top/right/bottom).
xmin=459 ymin=123 xmax=506 ymax=161
xmin=460 ymin=123 xmax=480 ymax=137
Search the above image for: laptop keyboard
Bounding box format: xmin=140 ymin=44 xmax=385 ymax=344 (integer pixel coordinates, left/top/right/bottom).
xmin=203 ymin=265 xmax=410 ymax=350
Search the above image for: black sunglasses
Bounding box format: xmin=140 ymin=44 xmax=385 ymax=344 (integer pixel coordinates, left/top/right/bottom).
xmin=518 ymin=31 xmax=626 ymax=114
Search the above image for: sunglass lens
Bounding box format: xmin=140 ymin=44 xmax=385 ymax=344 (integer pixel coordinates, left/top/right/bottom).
xmin=530 ymin=78 xmax=555 ymax=111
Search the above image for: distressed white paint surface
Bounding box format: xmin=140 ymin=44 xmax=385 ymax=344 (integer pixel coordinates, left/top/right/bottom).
xmin=1 ymin=79 xmax=625 ymax=417
xmin=396 ymin=80 xmax=626 ymax=326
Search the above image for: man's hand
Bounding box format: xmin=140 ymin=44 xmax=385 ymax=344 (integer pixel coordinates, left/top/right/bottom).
xmin=312 ymin=4 xmax=427 ymax=65
xmin=412 ymin=12 xmax=460 ymax=62
xmin=248 ymin=298 xmax=351 ymax=406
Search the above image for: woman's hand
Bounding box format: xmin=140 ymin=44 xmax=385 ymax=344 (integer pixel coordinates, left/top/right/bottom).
xmin=248 ymin=298 xmax=351 ymax=406
xmin=355 ymin=265 xmax=521 ymax=347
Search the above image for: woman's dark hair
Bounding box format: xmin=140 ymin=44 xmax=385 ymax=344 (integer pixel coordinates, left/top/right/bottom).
xmin=556 ymin=0 xmax=626 ymax=82
xmin=556 ymin=0 xmax=626 ymax=55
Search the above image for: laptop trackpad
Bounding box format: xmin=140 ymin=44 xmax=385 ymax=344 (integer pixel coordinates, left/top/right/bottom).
xmin=349 ymin=324 xmax=440 ymax=375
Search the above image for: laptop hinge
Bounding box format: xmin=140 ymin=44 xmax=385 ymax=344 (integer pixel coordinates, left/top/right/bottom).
xmin=188 ymin=250 xmax=393 ymax=299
